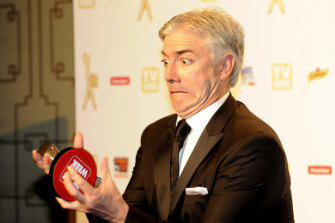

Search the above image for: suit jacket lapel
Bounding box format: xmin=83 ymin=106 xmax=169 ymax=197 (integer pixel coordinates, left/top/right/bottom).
xmin=169 ymin=130 xmax=224 ymax=214
xmin=169 ymin=94 xmax=237 ymax=214
xmin=154 ymin=115 xmax=176 ymax=221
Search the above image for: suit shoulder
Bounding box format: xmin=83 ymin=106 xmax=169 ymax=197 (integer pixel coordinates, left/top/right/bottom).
xmin=232 ymin=101 xmax=279 ymax=140
xmin=146 ymin=114 xmax=176 ymax=129
xmin=141 ymin=114 xmax=176 ymax=138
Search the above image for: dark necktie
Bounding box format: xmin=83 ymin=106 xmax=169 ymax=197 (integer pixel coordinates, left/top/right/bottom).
xmin=170 ymin=119 xmax=191 ymax=194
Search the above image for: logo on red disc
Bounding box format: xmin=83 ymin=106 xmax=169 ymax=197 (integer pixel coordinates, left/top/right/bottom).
xmin=59 ymin=155 xmax=92 ymax=183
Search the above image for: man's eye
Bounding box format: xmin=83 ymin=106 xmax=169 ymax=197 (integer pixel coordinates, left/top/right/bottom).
xmin=181 ymin=58 xmax=191 ymax=65
xmin=161 ymin=59 xmax=169 ymax=65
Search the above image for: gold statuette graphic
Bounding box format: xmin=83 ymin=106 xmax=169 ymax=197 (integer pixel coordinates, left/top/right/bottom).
xmin=137 ymin=0 xmax=153 ymax=21
xmin=268 ymin=0 xmax=285 ymax=14
xmin=308 ymin=68 xmax=329 ymax=82
xmin=78 ymin=0 xmax=96 ymax=9
xmin=82 ymin=53 xmax=98 ymax=110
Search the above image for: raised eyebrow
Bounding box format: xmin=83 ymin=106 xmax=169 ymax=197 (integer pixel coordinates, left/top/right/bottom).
xmin=161 ymin=50 xmax=194 ymax=57
xmin=177 ymin=50 xmax=194 ymax=55
xmin=161 ymin=51 xmax=167 ymax=57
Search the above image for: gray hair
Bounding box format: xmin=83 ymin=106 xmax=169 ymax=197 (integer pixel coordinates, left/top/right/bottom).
xmin=159 ymin=7 xmax=244 ymax=86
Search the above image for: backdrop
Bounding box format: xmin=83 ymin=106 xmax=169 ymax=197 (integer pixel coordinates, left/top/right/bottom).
xmin=73 ymin=0 xmax=335 ymax=222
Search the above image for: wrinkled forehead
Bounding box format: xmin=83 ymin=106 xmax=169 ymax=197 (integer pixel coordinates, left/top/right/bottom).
xmin=164 ymin=25 xmax=212 ymax=45
xmin=162 ymin=29 xmax=210 ymax=54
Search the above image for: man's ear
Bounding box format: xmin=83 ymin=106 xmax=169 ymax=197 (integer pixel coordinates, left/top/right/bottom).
xmin=218 ymin=53 xmax=235 ymax=81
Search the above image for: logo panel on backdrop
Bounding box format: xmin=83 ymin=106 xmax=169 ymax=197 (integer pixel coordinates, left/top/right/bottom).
xmin=272 ymin=63 xmax=292 ymax=90
xmin=114 ymin=157 xmax=129 ymax=178
xmin=308 ymin=68 xmax=329 ymax=82
xmin=241 ymin=66 xmax=255 ymax=86
xmin=231 ymin=65 xmax=255 ymax=99
xmin=141 ymin=67 xmax=159 ymax=93
xmin=308 ymin=165 xmax=332 ymax=175
xmin=110 ymin=76 xmax=131 ymax=86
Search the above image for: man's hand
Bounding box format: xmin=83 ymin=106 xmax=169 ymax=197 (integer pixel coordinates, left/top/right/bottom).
xmin=56 ymin=157 xmax=129 ymax=223
xmin=32 ymin=132 xmax=84 ymax=175
xmin=32 ymin=150 xmax=52 ymax=174
xmin=32 ymin=132 xmax=128 ymax=222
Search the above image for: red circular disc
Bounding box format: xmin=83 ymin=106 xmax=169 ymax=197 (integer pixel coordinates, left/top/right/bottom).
xmin=51 ymin=148 xmax=97 ymax=201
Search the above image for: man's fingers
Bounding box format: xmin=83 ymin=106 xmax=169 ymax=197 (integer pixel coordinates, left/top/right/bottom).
xmin=63 ymin=170 xmax=86 ymax=202
xmin=42 ymin=153 xmax=52 ymax=174
xmin=67 ymin=166 xmax=95 ymax=197
xmin=55 ymin=196 xmax=74 ymax=209
xmin=73 ymin=132 xmax=84 ymax=148
xmin=55 ymin=197 xmax=83 ymax=211
xmin=43 ymin=153 xmax=52 ymax=165
xmin=32 ymin=150 xmax=43 ymax=165
xmin=100 ymin=157 xmax=111 ymax=182
xmin=32 ymin=150 xmax=51 ymax=174
xmin=100 ymin=157 xmax=120 ymax=194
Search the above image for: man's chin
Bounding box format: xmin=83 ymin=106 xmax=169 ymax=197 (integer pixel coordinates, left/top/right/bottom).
xmin=171 ymin=103 xmax=186 ymax=114
xmin=173 ymin=106 xmax=194 ymax=119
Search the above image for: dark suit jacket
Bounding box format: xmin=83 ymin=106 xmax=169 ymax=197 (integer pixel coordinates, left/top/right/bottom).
xmin=88 ymin=94 xmax=294 ymax=223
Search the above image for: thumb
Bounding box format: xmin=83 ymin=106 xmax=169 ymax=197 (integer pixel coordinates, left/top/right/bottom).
xmin=73 ymin=132 xmax=84 ymax=148
xmin=100 ymin=157 xmax=111 ymax=181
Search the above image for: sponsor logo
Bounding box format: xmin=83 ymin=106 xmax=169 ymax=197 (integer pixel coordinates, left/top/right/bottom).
xmin=268 ymin=0 xmax=285 ymax=14
xmin=78 ymin=0 xmax=96 ymax=9
xmin=137 ymin=0 xmax=153 ymax=21
xmin=110 ymin=76 xmax=130 ymax=86
xmin=141 ymin=67 xmax=159 ymax=93
xmin=308 ymin=67 xmax=329 ymax=82
xmin=114 ymin=157 xmax=129 ymax=178
xmin=60 ymin=156 xmax=92 ymax=187
xmin=308 ymin=165 xmax=332 ymax=175
xmin=241 ymin=66 xmax=255 ymax=86
xmin=272 ymin=63 xmax=292 ymax=90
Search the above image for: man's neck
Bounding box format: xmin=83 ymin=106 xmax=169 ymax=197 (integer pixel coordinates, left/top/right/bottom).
xmin=177 ymin=91 xmax=230 ymax=124
xmin=177 ymin=88 xmax=230 ymax=119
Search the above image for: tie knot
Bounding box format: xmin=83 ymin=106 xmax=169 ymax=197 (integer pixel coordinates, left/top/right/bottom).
xmin=175 ymin=119 xmax=191 ymax=141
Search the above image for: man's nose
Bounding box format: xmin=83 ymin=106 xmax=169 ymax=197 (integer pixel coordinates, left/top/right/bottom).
xmin=164 ymin=63 xmax=179 ymax=83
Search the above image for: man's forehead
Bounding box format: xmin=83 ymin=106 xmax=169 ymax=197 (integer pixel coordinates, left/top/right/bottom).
xmin=162 ymin=30 xmax=206 ymax=55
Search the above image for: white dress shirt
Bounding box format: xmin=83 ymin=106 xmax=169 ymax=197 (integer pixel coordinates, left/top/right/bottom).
xmin=177 ymin=92 xmax=230 ymax=175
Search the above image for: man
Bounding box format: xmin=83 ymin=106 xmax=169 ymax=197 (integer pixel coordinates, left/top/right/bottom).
xmin=33 ymin=7 xmax=294 ymax=223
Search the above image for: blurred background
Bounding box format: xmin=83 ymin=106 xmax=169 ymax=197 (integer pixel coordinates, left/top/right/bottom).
xmin=1 ymin=0 xmax=334 ymax=222
xmin=0 ymin=0 xmax=74 ymax=222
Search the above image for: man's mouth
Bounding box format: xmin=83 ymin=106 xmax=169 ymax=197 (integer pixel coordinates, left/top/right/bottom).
xmin=170 ymin=88 xmax=187 ymax=93
xmin=170 ymin=91 xmax=186 ymax=94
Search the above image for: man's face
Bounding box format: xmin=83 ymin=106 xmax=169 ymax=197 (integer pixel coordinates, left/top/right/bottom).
xmin=162 ymin=29 xmax=228 ymax=119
